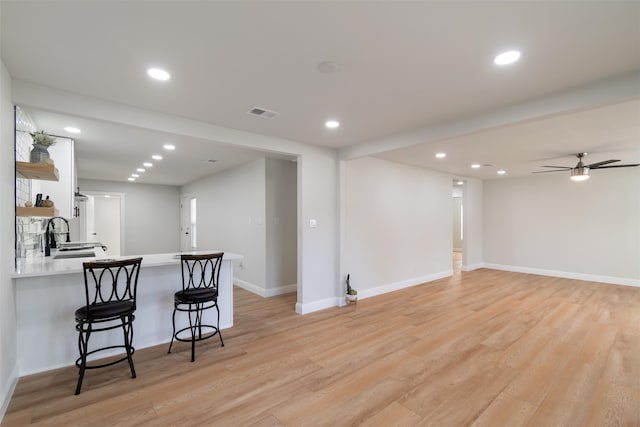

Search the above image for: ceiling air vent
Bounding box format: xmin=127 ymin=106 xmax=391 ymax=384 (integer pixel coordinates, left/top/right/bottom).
xmin=247 ymin=107 xmax=279 ymax=119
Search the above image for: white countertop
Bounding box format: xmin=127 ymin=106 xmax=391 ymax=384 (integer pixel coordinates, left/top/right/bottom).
xmin=13 ymin=249 xmax=243 ymax=278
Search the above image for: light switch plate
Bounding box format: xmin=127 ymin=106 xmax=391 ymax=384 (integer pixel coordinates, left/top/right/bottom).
xmin=309 ymin=219 xmax=317 ymax=228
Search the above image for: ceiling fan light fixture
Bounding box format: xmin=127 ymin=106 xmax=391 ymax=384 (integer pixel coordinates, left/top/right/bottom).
xmin=570 ymin=167 xmax=590 ymax=181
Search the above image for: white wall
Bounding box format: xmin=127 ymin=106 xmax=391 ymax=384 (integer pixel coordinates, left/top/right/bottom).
xmin=462 ymin=178 xmax=483 ymax=270
xmin=78 ymin=179 xmax=180 ymax=255
xmin=342 ymin=157 xmax=453 ymax=299
xmin=0 ymin=59 xmax=18 ymax=421
xmin=182 ymin=159 xmax=267 ymax=291
xmin=265 ymin=158 xmax=297 ymax=292
xmin=297 ymin=150 xmax=338 ymax=312
xmin=483 ymin=169 xmax=640 ymax=284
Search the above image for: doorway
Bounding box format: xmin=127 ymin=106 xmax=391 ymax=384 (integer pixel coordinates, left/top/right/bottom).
xmin=452 ymin=180 xmax=464 ymax=274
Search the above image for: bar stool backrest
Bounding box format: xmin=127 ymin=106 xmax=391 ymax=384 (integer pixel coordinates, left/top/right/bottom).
xmin=180 ymin=253 xmax=224 ymax=293
xmin=82 ymin=258 xmax=143 ymax=313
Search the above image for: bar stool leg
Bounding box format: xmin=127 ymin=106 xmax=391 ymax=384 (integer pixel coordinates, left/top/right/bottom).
xmin=168 ymin=306 xmax=177 ymax=354
xmin=216 ymin=304 xmax=224 ymax=347
xmin=190 ymin=304 xmax=198 ymax=363
xmin=75 ymin=323 xmax=91 ymax=395
xmin=121 ymin=315 xmax=136 ymax=379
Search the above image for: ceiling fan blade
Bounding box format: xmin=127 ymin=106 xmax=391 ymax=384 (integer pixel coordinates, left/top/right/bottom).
xmin=533 ymin=169 xmax=567 ymax=174
xmin=591 ymin=164 xmax=640 ymax=169
xmin=587 ymin=159 xmax=620 ymax=168
xmin=540 ymin=166 xmax=572 ymax=169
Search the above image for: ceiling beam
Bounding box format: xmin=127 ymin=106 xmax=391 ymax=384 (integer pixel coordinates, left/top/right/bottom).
xmin=339 ymin=71 xmax=640 ymax=161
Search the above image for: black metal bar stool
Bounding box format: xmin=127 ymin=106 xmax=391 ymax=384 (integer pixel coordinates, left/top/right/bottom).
xmin=168 ymin=252 xmax=225 ymax=362
xmin=74 ymin=257 xmax=143 ymax=395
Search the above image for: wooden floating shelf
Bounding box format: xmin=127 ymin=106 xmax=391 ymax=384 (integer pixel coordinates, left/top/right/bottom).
xmin=16 ymin=161 xmax=59 ymax=181
xmin=16 ymin=206 xmax=59 ymax=217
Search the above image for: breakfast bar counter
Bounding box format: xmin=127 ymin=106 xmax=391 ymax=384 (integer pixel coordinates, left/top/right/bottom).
xmin=13 ymin=249 xmax=242 ymax=375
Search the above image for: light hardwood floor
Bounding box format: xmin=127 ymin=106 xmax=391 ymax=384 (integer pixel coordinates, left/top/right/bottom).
xmin=3 ymin=267 xmax=640 ymax=426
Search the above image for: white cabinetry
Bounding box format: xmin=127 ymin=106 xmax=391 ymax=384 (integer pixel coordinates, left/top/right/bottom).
xmin=31 ymin=137 xmax=75 ymax=218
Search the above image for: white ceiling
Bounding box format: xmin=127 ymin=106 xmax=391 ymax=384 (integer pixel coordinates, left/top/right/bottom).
xmin=25 ymin=109 xmax=295 ymax=186
xmin=375 ymin=99 xmax=640 ymax=180
xmin=2 ymin=1 xmax=639 ymax=184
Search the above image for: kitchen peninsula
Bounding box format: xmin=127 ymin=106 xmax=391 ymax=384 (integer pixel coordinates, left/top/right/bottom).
xmin=13 ymin=248 xmax=242 ymax=375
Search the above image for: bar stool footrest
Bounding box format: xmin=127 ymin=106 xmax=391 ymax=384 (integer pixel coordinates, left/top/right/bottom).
xmin=173 ymin=324 xmax=222 ymax=344
xmin=75 ymin=345 xmax=136 ymax=371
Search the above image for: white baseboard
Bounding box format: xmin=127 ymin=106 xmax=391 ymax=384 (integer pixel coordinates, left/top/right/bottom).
xmin=484 ymin=263 xmax=640 ymax=287
xmin=296 ymin=297 xmax=341 ymax=315
xmin=234 ymin=279 xmax=297 ymax=298
xmin=295 ymin=271 xmax=453 ymax=314
xmin=357 ymin=270 xmax=453 ymax=300
xmin=0 ymin=364 xmax=19 ymax=423
xmin=234 ymin=278 xmax=264 ymax=296
xmin=265 ymin=284 xmax=297 ymax=297
xmin=462 ymin=263 xmax=485 ymax=272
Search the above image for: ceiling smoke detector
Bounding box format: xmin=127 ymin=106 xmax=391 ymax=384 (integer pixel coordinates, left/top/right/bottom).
xmin=317 ymin=61 xmax=339 ymax=74
xmin=247 ymin=107 xmax=279 ymax=119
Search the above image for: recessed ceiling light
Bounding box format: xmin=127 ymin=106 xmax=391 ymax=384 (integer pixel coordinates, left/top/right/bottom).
xmin=64 ymin=127 xmax=80 ymax=134
xmin=435 ymin=152 xmax=446 ymax=159
xmin=143 ymin=162 xmax=153 ymax=167
xmin=131 ymin=173 xmax=140 ymax=178
xmin=147 ymin=68 xmax=171 ymax=81
xmin=104 ymin=195 xmax=111 ymax=198
xmin=128 ymin=177 xmax=135 ymax=182
xmin=152 ymin=154 xmax=163 ymax=160
xmin=457 ymin=181 xmax=464 ymax=185
xmin=137 ymin=168 xmax=145 ymax=172
xmin=494 ymin=50 xmax=521 ymax=66
xmin=163 ymin=144 xmax=175 ymax=150
xmin=325 ymin=120 xmax=340 ymax=129
xmin=471 ymin=164 xmax=481 ymax=169
xmin=497 ymin=170 xmax=506 ymax=175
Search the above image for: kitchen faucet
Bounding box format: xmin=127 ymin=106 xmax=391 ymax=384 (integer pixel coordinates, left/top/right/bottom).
xmin=44 ymin=217 xmax=70 ymax=257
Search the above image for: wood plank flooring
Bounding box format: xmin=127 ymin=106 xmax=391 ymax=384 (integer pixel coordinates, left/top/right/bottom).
xmin=3 ymin=266 xmax=640 ymax=426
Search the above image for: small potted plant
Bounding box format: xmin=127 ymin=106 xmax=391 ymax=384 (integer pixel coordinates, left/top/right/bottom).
xmin=346 ymin=274 xmax=357 ymax=304
xmin=29 ymin=131 xmax=57 ymax=163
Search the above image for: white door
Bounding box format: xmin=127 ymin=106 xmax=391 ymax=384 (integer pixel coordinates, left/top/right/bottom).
xmin=87 ymin=194 xmax=122 ymax=256
xmin=180 ymin=195 xmax=197 ymax=251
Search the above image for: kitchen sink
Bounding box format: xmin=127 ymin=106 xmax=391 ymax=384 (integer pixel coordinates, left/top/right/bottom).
xmin=53 ymin=251 xmax=96 ymax=259
xmin=58 ymin=246 xmax=96 ymax=252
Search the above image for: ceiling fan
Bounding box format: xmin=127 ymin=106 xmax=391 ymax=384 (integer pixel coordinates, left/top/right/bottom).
xmin=534 ymin=153 xmax=640 ymax=181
